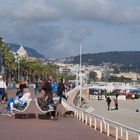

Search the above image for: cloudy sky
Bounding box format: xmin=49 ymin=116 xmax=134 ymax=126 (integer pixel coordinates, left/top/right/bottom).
xmin=1 ymin=0 xmax=140 ymax=58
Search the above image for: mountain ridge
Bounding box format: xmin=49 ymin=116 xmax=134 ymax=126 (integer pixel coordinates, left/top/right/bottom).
xmin=66 ymin=51 xmax=140 ymax=65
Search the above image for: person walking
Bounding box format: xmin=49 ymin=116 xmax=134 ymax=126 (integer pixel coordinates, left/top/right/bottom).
xmin=58 ymin=78 xmax=67 ymax=103
xmin=106 ymin=96 xmax=111 ymax=110
xmin=0 ymin=75 xmax=7 ymax=103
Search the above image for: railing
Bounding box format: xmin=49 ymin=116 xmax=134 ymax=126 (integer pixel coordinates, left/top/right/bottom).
xmin=62 ymin=88 xmax=140 ymax=140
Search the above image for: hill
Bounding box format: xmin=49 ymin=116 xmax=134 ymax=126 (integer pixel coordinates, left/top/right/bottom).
xmin=7 ymin=43 xmax=44 ymax=58
xmin=70 ymin=51 xmax=140 ymax=65
xmin=65 ymin=51 xmax=140 ymax=72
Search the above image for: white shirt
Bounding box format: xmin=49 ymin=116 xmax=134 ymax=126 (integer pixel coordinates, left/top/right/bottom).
xmin=20 ymin=92 xmax=31 ymax=102
xmin=0 ymin=80 xmax=7 ymax=89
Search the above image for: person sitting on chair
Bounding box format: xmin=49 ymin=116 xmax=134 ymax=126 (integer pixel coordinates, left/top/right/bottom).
xmin=16 ymin=80 xmax=28 ymax=98
xmin=37 ymin=89 xmax=56 ymax=112
xmin=4 ymin=88 xmax=31 ymax=116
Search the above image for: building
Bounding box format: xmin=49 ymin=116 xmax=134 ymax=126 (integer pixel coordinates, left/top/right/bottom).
xmin=114 ymin=72 xmax=140 ymax=81
xmin=13 ymin=44 xmax=38 ymax=61
xmin=16 ymin=44 xmax=28 ymax=58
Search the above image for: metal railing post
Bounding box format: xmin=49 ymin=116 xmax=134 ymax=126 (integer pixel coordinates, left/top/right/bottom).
xmin=107 ymin=123 xmax=110 ymax=136
xmin=116 ymin=125 xmax=119 ymax=140
xmin=126 ymin=129 xmax=128 ymax=140
xmin=100 ymin=120 xmax=103 ymax=133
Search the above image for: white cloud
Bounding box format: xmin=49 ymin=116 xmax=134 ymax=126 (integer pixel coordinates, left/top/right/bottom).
xmin=1 ymin=0 xmax=140 ymax=58
xmin=1 ymin=0 xmax=140 ymax=23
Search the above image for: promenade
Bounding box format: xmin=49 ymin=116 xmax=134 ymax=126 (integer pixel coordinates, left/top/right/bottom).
xmin=87 ymin=98 xmax=140 ymax=130
xmin=0 ymin=87 xmax=114 ymax=140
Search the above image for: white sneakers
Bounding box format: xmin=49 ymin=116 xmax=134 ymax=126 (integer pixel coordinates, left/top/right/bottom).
xmin=2 ymin=112 xmax=15 ymax=117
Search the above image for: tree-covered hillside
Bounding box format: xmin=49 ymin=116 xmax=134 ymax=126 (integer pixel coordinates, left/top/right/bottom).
xmin=66 ymin=51 xmax=140 ymax=72
xmin=71 ymin=51 xmax=140 ymax=65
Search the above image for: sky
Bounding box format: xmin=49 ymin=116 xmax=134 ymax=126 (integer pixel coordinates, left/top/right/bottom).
xmin=1 ymin=0 xmax=140 ymax=58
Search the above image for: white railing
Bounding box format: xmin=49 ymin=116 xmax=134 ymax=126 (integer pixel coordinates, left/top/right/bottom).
xmin=62 ymin=89 xmax=140 ymax=140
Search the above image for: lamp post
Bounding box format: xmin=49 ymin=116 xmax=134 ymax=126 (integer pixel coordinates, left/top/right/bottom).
xmin=0 ymin=51 xmax=2 ymax=74
xmin=17 ymin=57 xmax=20 ymax=81
xmin=14 ymin=53 xmax=20 ymax=81
xmin=0 ymin=37 xmax=4 ymax=75
xmin=79 ymin=44 xmax=82 ymax=107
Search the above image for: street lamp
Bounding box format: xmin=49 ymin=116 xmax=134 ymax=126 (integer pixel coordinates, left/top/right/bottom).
xmin=14 ymin=53 xmax=20 ymax=81
xmin=79 ymin=44 xmax=82 ymax=107
xmin=0 ymin=37 xmax=4 ymax=75
xmin=0 ymin=51 xmax=2 ymax=74
xmin=17 ymin=57 xmax=20 ymax=81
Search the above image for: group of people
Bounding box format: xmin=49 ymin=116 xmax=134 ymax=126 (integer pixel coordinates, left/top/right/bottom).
xmin=34 ymin=77 xmax=68 ymax=118
xmin=0 ymin=75 xmax=69 ymax=117
xmin=34 ymin=78 xmax=68 ymax=104
xmin=106 ymin=95 xmax=119 ymax=111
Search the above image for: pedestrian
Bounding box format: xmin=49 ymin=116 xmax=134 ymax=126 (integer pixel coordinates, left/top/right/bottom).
xmin=106 ymin=96 xmax=111 ymax=110
xmin=51 ymin=79 xmax=58 ymax=96
xmin=114 ymin=97 xmax=118 ymax=110
xmin=58 ymin=78 xmax=67 ymax=103
xmin=0 ymin=75 xmax=7 ymax=103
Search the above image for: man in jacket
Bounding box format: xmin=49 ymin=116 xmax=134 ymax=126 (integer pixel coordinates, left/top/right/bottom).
xmin=58 ymin=78 xmax=67 ymax=103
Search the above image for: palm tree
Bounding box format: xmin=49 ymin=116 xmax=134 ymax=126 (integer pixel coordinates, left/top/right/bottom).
xmin=0 ymin=37 xmax=15 ymax=83
xmin=0 ymin=37 xmax=58 ymax=83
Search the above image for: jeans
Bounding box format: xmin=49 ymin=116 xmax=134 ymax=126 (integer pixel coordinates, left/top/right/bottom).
xmin=0 ymin=88 xmax=7 ymax=101
xmin=7 ymin=98 xmax=14 ymax=111
xmin=57 ymin=92 xmax=67 ymax=103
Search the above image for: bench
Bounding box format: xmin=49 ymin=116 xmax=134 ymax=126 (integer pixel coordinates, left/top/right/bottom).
xmin=13 ymin=98 xmax=32 ymax=118
xmin=34 ymin=99 xmax=56 ymax=119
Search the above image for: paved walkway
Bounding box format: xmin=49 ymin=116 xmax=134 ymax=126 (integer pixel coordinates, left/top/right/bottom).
xmin=86 ymin=98 xmax=140 ymax=130
xmin=0 ymin=87 xmax=114 ymax=140
xmin=0 ymin=115 xmax=115 ymax=140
